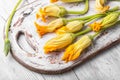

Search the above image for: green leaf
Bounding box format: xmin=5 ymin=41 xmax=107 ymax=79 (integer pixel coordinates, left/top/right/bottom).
xmin=4 ymin=0 xmax=22 ymax=56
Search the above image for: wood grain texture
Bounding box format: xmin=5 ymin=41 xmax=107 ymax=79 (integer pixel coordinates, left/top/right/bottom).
xmin=1 ymin=0 xmax=120 ymax=80
xmin=74 ymin=45 xmax=120 ymax=80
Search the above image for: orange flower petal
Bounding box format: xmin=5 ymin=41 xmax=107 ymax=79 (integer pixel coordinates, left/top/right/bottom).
xmin=62 ymin=45 xmax=72 ymax=61
xmin=36 ymin=13 xmax=40 ymax=19
xmin=50 ymin=0 xmax=58 ymax=3
xmin=34 ymin=22 xmax=47 ymax=36
xmin=89 ymin=22 xmax=102 ymax=32
xmin=62 ymin=44 xmax=81 ymax=62
xmin=70 ymin=51 xmax=81 ymax=61
xmin=44 ymin=46 xmax=57 ymax=54
xmin=36 ymin=8 xmax=46 ymax=22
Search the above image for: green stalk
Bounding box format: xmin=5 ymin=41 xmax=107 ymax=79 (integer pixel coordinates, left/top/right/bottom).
xmin=74 ymin=28 xmax=92 ymax=37
xmin=4 ymin=0 xmax=22 ymax=56
xmin=67 ymin=14 xmax=104 ymax=22
xmin=74 ymin=20 xmax=120 ymax=40
xmin=67 ymin=14 xmax=104 ymax=37
xmin=117 ymin=12 xmax=120 ymax=15
xmin=72 ymin=15 xmax=107 ymax=37
xmin=106 ymin=6 xmax=119 ymax=13
xmin=116 ymin=20 xmax=120 ymax=24
xmin=5 ymin=0 xmax=22 ymax=38
xmin=89 ymin=31 xmax=101 ymax=40
xmin=84 ymin=14 xmax=105 ymax=23
xmin=67 ymin=0 xmax=89 ymax=15
xmin=67 ymin=6 xmax=119 ymax=22
xmin=90 ymin=20 xmax=120 ymax=40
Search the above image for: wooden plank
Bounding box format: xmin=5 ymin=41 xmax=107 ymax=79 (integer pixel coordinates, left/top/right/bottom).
xmin=3 ymin=54 xmax=45 ymax=80
xmin=73 ymin=45 xmax=120 ymax=80
xmin=42 ymin=70 xmax=79 ymax=80
xmin=60 ymin=71 xmax=79 ymax=80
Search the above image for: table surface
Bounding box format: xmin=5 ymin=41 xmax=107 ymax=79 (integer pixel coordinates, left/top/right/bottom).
xmin=0 ymin=0 xmax=120 ymax=80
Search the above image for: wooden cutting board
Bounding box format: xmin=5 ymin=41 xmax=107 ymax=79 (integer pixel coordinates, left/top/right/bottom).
xmin=6 ymin=0 xmax=120 ymax=74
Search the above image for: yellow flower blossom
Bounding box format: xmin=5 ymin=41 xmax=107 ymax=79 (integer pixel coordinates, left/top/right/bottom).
xmin=36 ymin=4 xmax=67 ymax=22
xmin=44 ymin=33 xmax=75 ymax=53
xmin=56 ymin=21 xmax=84 ymax=34
xmin=62 ymin=35 xmax=92 ymax=62
xmin=89 ymin=12 xmax=119 ymax=31
xmin=95 ymin=0 xmax=110 ymax=13
xmin=34 ymin=18 xmax=66 ymax=36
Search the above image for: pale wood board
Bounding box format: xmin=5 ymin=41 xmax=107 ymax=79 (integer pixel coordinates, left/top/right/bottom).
xmin=0 ymin=0 xmax=120 ymax=80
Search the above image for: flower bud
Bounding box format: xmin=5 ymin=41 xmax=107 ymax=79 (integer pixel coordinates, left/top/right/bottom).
xmin=44 ymin=33 xmax=75 ymax=53
xmin=36 ymin=4 xmax=67 ymax=22
xmin=4 ymin=38 xmax=10 ymax=56
xmin=62 ymin=35 xmax=91 ymax=62
xmin=101 ymin=12 xmax=119 ymax=27
xmin=56 ymin=21 xmax=84 ymax=34
xmin=89 ymin=12 xmax=119 ymax=32
xmin=34 ymin=18 xmax=66 ymax=36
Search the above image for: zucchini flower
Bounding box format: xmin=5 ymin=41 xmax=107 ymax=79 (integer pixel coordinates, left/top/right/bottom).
xmin=50 ymin=0 xmax=84 ymax=3
xmin=36 ymin=0 xmax=89 ymax=22
xmin=95 ymin=0 xmax=110 ymax=13
xmin=36 ymin=4 xmax=67 ymax=22
xmin=44 ymin=33 xmax=75 ymax=53
xmin=62 ymin=35 xmax=92 ymax=62
xmin=89 ymin=12 xmax=119 ymax=32
xmin=34 ymin=18 xmax=66 ymax=37
xmin=56 ymin=21 xmax=84 ymax=34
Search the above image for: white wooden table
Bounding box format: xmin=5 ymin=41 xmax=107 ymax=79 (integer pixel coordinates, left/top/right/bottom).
xmin=0 ymin=0 xmax=120 ymax=80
